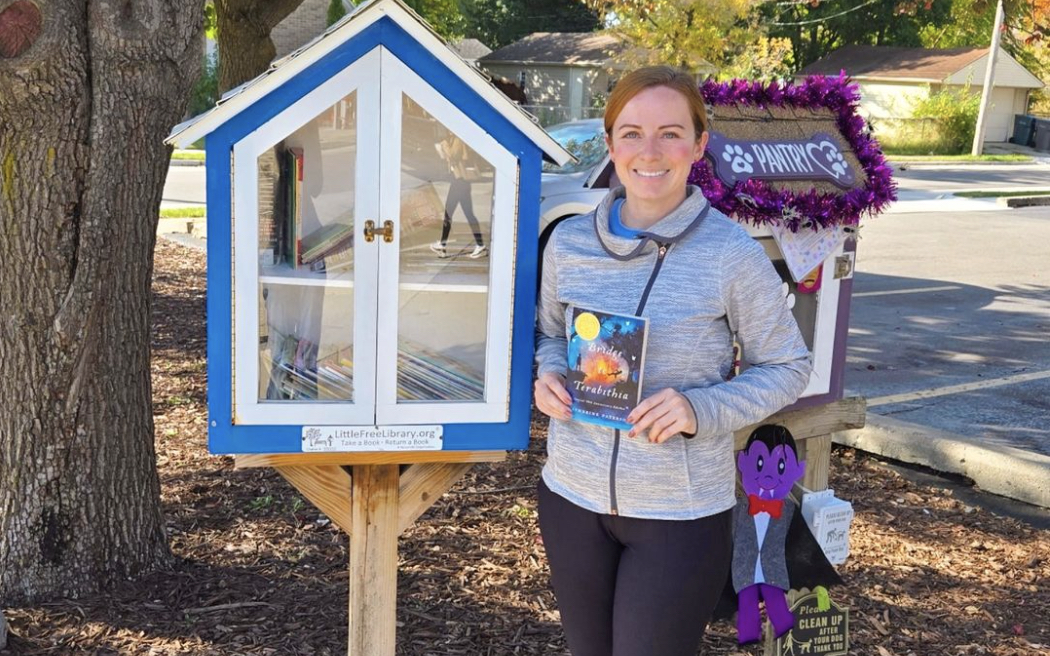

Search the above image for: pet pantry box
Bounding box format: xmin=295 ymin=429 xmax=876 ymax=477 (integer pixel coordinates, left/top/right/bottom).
xmin=166 ymin=0 xmax=572 ymax=455
xmin=694 ymin=78 xmax=896 ymax=409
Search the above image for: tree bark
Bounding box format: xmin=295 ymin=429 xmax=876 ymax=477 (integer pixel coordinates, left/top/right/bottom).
xmin=0 ymin=0 xmax=203 ymax=605
xmin=215 ymin=0 xmax=304 ymax=93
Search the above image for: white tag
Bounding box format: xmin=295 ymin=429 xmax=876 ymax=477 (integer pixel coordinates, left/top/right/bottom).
xmin=301 ymin=425 xmax=443 ymax=452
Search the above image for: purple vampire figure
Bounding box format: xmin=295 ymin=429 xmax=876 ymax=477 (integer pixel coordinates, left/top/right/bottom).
xmin=731 ymin=424 xmax=806 ymax=644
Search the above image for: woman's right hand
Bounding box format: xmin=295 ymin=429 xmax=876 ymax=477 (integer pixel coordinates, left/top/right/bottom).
xmin=534 ymin=372 xmax=573 ymax=421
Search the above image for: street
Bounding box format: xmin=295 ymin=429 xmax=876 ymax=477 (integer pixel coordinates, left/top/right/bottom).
xmin=849 ymin=204 xmax=1050 ymax=456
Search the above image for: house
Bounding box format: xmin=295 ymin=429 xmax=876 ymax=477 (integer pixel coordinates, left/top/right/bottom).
xmin=478 ymin=32 xmax=624 ymax=125
xmin=451 ymin=38 xmax=492 ymax=64
xmin=273 ymin=0 xmax=356 ymax=58
xmin=796 ymin=45 xmax=1045 ymax=143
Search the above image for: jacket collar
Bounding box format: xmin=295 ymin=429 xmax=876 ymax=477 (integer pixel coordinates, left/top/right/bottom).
xmin=594 ymin=185 xmax=711 ymax=261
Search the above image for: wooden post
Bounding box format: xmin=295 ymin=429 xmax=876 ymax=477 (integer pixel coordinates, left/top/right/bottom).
xmin=349 ymin=464 xmax=400 ymax=656
xmin=799 ymin=434 xmax=832 ymax=492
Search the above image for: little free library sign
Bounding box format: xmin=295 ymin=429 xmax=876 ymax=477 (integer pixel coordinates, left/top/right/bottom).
xmin=706 ymin=132 xmax=856 ymax=189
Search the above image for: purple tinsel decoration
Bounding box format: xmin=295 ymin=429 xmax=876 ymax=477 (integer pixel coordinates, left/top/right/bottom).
xmin=690 ymin=74 xmax=897 ymax=231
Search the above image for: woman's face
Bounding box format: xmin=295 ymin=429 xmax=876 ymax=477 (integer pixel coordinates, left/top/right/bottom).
xmin=605 ymin=86 xmax=708 ymax=214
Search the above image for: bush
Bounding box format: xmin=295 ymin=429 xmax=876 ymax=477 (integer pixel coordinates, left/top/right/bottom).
xmin=908 ymin=84 xmax=981 ymax=154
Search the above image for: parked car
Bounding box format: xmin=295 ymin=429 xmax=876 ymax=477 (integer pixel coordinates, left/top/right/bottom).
xmin=538 ymin=119 xmax=616 ymax=249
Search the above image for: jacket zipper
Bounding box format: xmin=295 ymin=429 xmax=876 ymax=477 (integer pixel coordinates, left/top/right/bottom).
xmin=609 ymin=242 xmax=670 ymax=516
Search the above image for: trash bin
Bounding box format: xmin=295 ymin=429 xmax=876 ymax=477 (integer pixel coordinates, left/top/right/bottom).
xmin=1011 ymin=114 xmax=1035 ymax=146
xmin=1034 ymin=119 xmax=1050 ymax=152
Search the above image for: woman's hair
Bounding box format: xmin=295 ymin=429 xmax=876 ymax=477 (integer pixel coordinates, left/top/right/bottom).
xmin=604 ymin=66 xmax=708 ymax=139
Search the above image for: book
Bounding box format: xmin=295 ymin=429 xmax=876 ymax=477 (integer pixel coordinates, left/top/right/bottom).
xmin=284 ymin=147 xmax=304 ymax=268
xmin=566 ymin=307 xmax=648 ymax=431
xmin=300 ymin=223 xmax=353 ymax=265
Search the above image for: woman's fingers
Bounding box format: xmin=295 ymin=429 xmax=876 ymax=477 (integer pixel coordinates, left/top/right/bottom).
xmin=535 ymin=373 xmax=572 ymax=420
xmin=628 ymin=389 xmax=697 ymax=442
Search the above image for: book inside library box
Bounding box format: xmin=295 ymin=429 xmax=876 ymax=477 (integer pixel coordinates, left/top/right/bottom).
xmin=253 ymin=90 xmax=497 ymax=405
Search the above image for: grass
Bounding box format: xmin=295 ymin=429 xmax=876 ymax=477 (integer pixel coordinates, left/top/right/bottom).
xmin=171 ymin=150 xmax=205 ymax=161
xmin=886 ymin=153 xmax=1033 ymax=163
xmin=160 ymin=206 xmax=206 ymax=218
xmin=954 ymin=190 xmax=1050 ymax=198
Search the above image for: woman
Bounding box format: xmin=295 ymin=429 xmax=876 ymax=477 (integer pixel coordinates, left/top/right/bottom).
xmin=533 ymin=66 xmax=812 ymax=656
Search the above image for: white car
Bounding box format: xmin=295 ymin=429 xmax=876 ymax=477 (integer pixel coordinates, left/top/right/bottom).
xmin=538 ymin=119 xmax=617 ymax=250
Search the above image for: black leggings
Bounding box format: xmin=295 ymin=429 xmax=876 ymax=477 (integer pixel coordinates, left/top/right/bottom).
xmin=537 ymin=480 xmax=732 ymax=656
xmin=441 ymin=178 xmax=484 ymax=246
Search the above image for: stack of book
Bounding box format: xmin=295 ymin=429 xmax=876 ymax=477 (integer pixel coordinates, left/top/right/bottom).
xmin=264 ymin=334 xmax=483 ymax=402
xmin=397 ymin=340 xmax=484 ymax=401
xmin=301 ymin=223 xmax=354 ymax=272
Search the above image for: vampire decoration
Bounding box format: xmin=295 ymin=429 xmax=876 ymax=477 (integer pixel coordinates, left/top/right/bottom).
xmin=713 ymin=424 xmax=843 ymax=644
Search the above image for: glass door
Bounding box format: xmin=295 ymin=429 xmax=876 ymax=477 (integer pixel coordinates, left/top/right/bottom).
xmin=374 ymin=50 xmax=518 ymax=424
xmin=234 ymin=49 xmax=381 ymax=425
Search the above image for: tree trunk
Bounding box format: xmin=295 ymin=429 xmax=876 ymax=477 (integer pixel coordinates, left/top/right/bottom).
xmin=0 ymin=0 xmax=203 ymax=605
xmin=215 ymin=0 xmax=304 ymax=93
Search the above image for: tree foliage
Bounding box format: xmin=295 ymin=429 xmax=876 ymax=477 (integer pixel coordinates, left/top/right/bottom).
xmin=461 ymin=0 xmax=602 ymax=49
xmin=758 ymin=0 xmax=954 ymax=71
xmin=327 ymin=0 xmax=348 ymax=27
xmin=582 ymin=0 xmax=755 ymax=70
xmin=403 ymin=0 xmax=467 ymax=40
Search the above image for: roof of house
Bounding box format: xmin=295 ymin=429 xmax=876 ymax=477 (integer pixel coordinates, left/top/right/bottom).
xmin=166 ymin=0 xmax=571 ymax=164
xmin=480 ymin=32 xmax=620 ymax=66
xmin=452 ymin=38 xmax=492 ymax=61
xmin=797 ymin=45 xmax=990 ymax=81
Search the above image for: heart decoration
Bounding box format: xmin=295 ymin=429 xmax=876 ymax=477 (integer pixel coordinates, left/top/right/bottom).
xmin=805 ymin=140 xmax=856 ymax=186
xmin=0 ymin=1 xmax=42 ymax=59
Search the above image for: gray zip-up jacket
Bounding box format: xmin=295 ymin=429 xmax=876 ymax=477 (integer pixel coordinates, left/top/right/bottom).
xmin=536 ymin=186 xmax=812 ymax=520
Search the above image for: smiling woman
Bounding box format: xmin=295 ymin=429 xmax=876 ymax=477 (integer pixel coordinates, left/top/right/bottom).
xmin=532 ymin=66 xmax=812 ymax=656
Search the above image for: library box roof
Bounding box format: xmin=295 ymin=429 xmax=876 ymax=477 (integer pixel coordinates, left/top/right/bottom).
xmin=166 ymin=0 xmax=572 ymax=166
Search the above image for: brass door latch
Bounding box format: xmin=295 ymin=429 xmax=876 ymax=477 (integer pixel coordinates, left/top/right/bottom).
xmin=364 ymin=220 xmax=395 ymax=243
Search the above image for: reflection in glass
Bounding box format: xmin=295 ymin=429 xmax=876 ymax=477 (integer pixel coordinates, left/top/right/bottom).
xmin=257 ymin=90 xmax=358 ymax=402
xmin=396 ymin=95 xmax=492 ymax=401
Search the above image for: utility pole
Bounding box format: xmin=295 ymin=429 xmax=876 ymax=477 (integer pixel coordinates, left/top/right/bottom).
xmin=971 ymin=0 xmax=1005 ymax=156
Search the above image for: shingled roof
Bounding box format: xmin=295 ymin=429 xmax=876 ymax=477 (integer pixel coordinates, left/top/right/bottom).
xmin=797 ymin=45 xmax=988 ymax=82
xmin=480 ymin=32 xmax=621 ymax=67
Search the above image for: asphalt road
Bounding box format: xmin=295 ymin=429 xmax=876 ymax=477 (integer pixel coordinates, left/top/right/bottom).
xmin=847 ymin=205 xmax=1050 ymax=457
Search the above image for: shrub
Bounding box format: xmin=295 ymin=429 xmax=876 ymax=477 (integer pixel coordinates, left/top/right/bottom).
xmin=909 ymin=84 xmax=982 ymax=153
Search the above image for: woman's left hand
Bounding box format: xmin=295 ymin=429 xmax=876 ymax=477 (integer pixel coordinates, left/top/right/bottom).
xmin=627 ymin=389 xmax=698 ymax=444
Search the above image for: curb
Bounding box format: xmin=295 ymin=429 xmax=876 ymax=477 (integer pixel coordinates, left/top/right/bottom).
xmin=999 ymin=195 xmax=1050 ymax=208
xmin=170 ymin=158 xmax=205 ymax=167
xmin=834 ymin=413 xmax=1050 ymax=509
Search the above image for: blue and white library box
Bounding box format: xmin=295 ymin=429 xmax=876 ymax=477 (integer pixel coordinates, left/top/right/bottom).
xmin=166 ymin=0 xmax=571 ymax=455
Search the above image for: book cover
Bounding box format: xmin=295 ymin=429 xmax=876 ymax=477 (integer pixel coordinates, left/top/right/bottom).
xmin=566 ymin=307 xmax=648 ymax=431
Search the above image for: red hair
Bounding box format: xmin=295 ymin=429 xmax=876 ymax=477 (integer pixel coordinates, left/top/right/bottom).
xmin=604 ymin=66 xmax=708 ymax=138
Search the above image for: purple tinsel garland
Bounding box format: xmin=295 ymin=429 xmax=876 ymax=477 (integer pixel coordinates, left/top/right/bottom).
xmin=688 ymin=74 xmax=897 ymax=231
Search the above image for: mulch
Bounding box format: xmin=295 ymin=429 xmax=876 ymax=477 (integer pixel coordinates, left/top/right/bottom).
xmin=2 ymin=239 xmax=1047 ymax=655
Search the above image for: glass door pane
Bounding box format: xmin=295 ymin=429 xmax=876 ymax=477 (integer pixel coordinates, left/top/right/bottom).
xmin=394 ymin=94 xmax=492 ymax=402
xmin=257 ymin=91 xmax=359 ymax=403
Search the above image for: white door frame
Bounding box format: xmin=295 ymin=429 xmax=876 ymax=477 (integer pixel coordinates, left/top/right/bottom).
xmin=233 ymin=48 xmax=382 ymax=425
xmin=374 ymin=49 xmax=518 ymax=424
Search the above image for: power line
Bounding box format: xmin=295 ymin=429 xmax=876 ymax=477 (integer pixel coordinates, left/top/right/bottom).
xmin=769 ymin=0 xmax=883 ymax=26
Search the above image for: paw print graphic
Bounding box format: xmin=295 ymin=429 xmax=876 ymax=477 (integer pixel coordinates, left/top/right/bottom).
xmin=781 ymin=281 xmax=796 ymax=311
xmin=825 ymin=148 xmax=848 ymax=179
xmin=721 ymin=144 xmax=754 ymax=174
